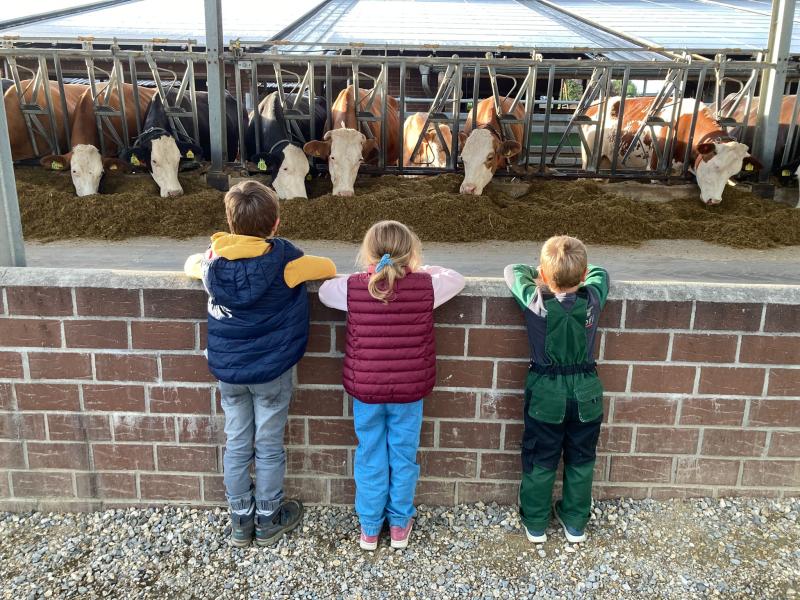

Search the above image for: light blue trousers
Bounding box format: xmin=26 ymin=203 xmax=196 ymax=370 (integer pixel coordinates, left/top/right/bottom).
xmin=353 ymin=399 xmax=423 ymax=536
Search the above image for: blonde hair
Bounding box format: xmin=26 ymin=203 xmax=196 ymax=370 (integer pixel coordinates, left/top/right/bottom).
xmin=357 ymin=220 xmax=423 ymax=303
xmin=540 ymin=235 xmax=588 ymax=290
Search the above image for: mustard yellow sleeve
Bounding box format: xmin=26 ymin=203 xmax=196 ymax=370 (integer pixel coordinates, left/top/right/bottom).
xmin=183 ymin=253 xmax=205 ymax=280
xmin=284 ymin=255 xmax=337 ymax=288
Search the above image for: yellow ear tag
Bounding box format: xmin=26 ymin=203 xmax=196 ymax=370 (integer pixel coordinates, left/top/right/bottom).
xmin=51 ymin=161 xmax=63 ymax=170
xmin=782 ymin=169 xmax=791 ymax=177
xmin=130 ymin=155 xmax=141 ymax=167
xmin=257 ymin=158 xmax=267 ymax=171
xmin=110 ymin=164 xmax=118 ymax=171
xmin=305 ymin=173 xmax=312 ymax=181
xmin=186 ymin=150 xmax=194 ymax=159
xmin=744 ymin=163 xmax=754 ymax=171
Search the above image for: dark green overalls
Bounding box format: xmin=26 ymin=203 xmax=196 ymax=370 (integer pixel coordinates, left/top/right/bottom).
xmin=519 ymin=289 xmax=604 ymax=533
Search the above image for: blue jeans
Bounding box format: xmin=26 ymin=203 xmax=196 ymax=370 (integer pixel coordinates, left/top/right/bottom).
xmin=219 ymin=369 xmax=293 ymax=514
xmin=353 ymin=399 xmax=423 ymax=535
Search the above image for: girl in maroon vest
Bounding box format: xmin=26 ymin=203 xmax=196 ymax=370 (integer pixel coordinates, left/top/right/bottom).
xmin=319 ymin=220 xmax=465 ymax=550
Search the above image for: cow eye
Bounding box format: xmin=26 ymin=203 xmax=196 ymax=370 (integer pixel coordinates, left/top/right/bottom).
xmin=487 ymin=154 xmax=495 ymax=160
xmin=330 ymin=156 xmax=335 ymax=161
xmin=151 ymin=159 xmax=158 ymax=166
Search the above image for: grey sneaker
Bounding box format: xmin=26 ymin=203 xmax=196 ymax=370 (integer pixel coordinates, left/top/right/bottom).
xmin=255 ymin=500 xmax=304 ymax=546
xmin=229 ymin=511 xmax=255 ymax=547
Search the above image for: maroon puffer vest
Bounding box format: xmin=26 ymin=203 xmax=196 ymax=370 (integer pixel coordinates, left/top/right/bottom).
xmin=344 ymin=271 xmax=436 ymax=404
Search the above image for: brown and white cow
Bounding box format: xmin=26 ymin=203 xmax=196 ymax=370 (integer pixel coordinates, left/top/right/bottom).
xmin=582 ymin=96 xmax=760 ymax=205
xmin=303 ymin=86 xmax=400 ymax=196
xmin=402 ymin=112 xmax=453 ymax=169
xmin=457 ymin=97 xmax=524 ymax=195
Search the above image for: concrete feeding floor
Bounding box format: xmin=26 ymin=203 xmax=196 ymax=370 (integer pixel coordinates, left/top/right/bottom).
xmin=23 ymin=239 xmax=800 ymax=284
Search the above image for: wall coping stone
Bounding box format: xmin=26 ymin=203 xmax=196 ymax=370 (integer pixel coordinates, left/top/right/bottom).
xmin=2 ymin=266 xmax=800 ymax=304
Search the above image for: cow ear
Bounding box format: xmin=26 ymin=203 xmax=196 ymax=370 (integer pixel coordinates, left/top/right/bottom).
xmin=696 ymin=142 xmax=716 ymax=156
xmin=249 ymin=152 xmax=278 ymax=172
xmin=303 ymin=140 xmax=331 ymax=159
xmin=425 ymin=129 xmax=438 ymax=142
xmin=458 ymin=131 xmax=468 ymax=149
xmin=609 ymin=99 xmax=622 ymax=119
xmin=742 ymin=154 xmax=763 ymax=172
xmin=177 ymin=142 xmax=203 ymax=161
xmin=499 ymin=141 xmax=522 ymax=158
xmin=40 ymin=154 xmax=69 ymax=171
xmin=103 ymin=157 xmax=130 ymax=174
xmin=361 ymin=139 xmax=379 ymax=162
xmin=120 ymin=147 xmax=149 ymax=168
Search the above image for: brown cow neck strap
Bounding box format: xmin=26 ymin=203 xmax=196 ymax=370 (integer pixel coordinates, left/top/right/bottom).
xmin=478 ymin=123 xmax=505 ymax=143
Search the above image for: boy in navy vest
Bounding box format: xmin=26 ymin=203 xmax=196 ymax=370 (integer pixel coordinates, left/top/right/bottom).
xmin=185 ymin=180 xmax=336 ymax=547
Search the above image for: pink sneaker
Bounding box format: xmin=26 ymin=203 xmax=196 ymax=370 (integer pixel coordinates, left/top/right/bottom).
xmin=390 ymin=519 xmax=413 ymax=549
xmin=359 ymin=529 xmax=379 ymax=551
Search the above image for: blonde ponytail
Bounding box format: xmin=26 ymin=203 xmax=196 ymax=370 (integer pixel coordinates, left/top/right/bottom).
xmin=357 ymin=221 xmax=422 ymax=303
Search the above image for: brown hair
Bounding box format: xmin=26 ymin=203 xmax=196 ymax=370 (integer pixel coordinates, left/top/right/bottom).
xmin=224 ymin=180 xmax=280 ymax=237
xmin=540 ymin=235 xmax=588 ymax=290
xmin=357 ymin=220 xmax=423 ymax=303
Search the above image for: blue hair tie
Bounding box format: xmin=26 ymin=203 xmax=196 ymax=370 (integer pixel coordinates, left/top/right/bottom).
xmin=375 ymin=253 xmax=392 ymax=273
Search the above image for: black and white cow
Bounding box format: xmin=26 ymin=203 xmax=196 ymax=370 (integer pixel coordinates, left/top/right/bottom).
xmin=122 ymin=89 xmax=245 ymax=197
xmin=245 ymin=91 xmax=327 ymax=199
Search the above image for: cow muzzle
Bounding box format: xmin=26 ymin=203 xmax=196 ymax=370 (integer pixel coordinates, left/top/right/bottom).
xmin=460 ymin=183 xmax=479 ymax=195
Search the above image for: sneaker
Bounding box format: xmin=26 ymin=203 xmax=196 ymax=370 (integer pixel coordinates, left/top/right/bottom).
xmin=525 ymin=527 xmax=547 ymax=544
xmin=554 ymin=503 xmax=587 ymax=543
xmin=359 ymin=529 xmax=379 ymax=551
xmin=255 ymin=500 xmax=304 ymax=547
xmin=390 ymin=519 xmax=413 ymax=549
xmin=229 ymin=511 xmax=255 ymax=547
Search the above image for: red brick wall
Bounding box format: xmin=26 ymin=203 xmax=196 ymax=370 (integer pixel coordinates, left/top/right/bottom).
xmin=0 ymin=276 xmax=799 ymax=511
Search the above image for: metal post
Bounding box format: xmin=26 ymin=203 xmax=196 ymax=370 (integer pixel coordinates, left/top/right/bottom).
xmin=753 ymin=0 xmax=795 ymax=178
xmin=0 ymin=89 xmax=26 ymax=267
xmin=204 ymin=0 xmax=227 ymax=190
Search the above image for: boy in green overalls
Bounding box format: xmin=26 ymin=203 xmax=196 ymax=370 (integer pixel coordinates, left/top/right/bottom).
xmin=504 ymin=235 xmax=610 ymax=544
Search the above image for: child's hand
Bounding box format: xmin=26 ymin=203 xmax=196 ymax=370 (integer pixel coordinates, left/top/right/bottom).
xmin=184 ymin=253 xmax=204 ymax=279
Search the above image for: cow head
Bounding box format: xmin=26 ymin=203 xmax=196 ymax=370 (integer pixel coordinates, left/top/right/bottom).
xmin=120 ymin=135 xmax=199 ymax=198
xmin=303 ymin=128 xmax=378 ymax=196
xmin=421 ymin=126 xmax=453 ymax=168
xmin=458 ymin=129 xmax=521 ymax=195
xmin=250 ymin=145 xmax=310 ymax=199
xmin=40 ymin=144 xmax=128 ymax=197
xmin=694 ymin=141 xmax=760 ymax=205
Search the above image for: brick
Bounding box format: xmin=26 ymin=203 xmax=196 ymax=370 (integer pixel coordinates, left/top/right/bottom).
xmin=437 ymin=359 xmax=494 ymax=388
xmin=76 ymin=472 xmax=137 ymax=499
xmin=439 ymin=421 xmax=501 ymax=449
xmin=330 ymin=478 xmax=356 ymax=504
xmin=203 ymin=475 xmax=226 ymax=502
xmin=0 ymin=352 xmax=23 ymax=378
xmin=597 ymin=364 xmax=629 ymax=393
xmin=83 ymin=384 xmax=145 ymax=412
xmin=75 ymin=288 xmax=140 ymax=317
xmin=92 ymin=443 xmax=155 ymax=470
xmin=28 ymin=352 xmax=92 ymax=380
xmin=609 ymin=456 xmax=672 ymax=483
xmin=418 ymin=450 xmax=477 ymax=479
xmin=680 ymin=398 xmax=745 ymax=426
xmin=27 ymin=442 xmax=90 ymax=470
xmin=485 ymin=297 xmax=524 ymax=326
xmin=6 ymin=286 xmax=73 ymax=316
xmin=415 ymin=480 xmax=456 ymax=505
xmin=698 ymin=367 xmax=764 ymax=396
xmin=47 ymin=414 xmax=111 ymax=441
xmin=503 ymin=423 xmax=525 ymax=451
xmin=334 ymin=325 xmax=345 ymax=353
xmin=306 ymin=323 xmax=332 ymax=353
xmin=435 ymin=327 xmax=466 ymax=357
xmin=0 ymin=441 xmax=25 ymax=468
xmin=604 ymin=332 xmax=669 ymax=361
xmin=0 ymin=383 xmax=10 ymax=411
xmin=625 ymin=301 xmax=692 ymax=329
xmin=198 ymin=322 xmax=207 ymax=349
xmin=467 ymin=328 xmax=528 ymax=358
xmin=12 ymin=472 xmax=74 ymax=497
xmin=671 ymin=334 xmax=738 ymax=363
xmin=157 ymin=446 xmax=218 ymax=472
xmin=290 ymin=389 xmax=343 ymax=416
xmin=650 ymin=487 xmax=716 ymax=500
xmin=309 ymin=294 xmax=345 ymax=322
xmin=0 ymin=413 xmax=46 ymax=440
xmin=434 ymin=296 xmax=482 ymax=325
xmin=0 ymin=473 xmax=10 ymax=498
xmin=593 ymin=485 xmax=649 ymax=500
xmin=741 ymin=461 xmax=800 ymax=487
xmin=748 ymin=400 xmax=800 ymax=427
xmin=131 ymin=321 xmax=196 ymax=350
xmin=701 ymin=429 xmax=767 ymax=457
xmin=675 ymin=458 xmax=739 ymax=485
xmin=764 ymin=304 xmax=800 ymax=333
xmin=612 ymin=396 xmax=677 ymax=424
xmin=140 ymin=474 xmax=201 ymax=500
xmin=95 ymin=354 xmax=158 ymax=382
xmin=113 ymin=415 xmax=175 ymax=442
xmin=285 ymin=419 xmax=305 ymax=445
xmin=768 ymin=432 xmax=800 ymax=457
xmin=598 ymin=300 xmax=623 ymax=328
xmin=479 ymin=452 xmax=519 ymax=480
xmin=424 ymin=391 xmax=476 ymax=419
xmin=420 ymin=420 xmax=435 ymax=448
xmin=142 ymin=289 xmax=206 ymax=319
xmin=457 ymin=482 xmax=517 ymax=505
xmin=296 ymin=356 xmax=343 ymax=385
xmin=286 ymin=449 xmax=348 ymax=476
xmin=694 ymin=302 xmax=762 ymax=332
xmin=478 ymin=392 xmax=521 ymax=420
xmin=0 ymin=318 xmax=61 ymax=347
xmin=177 ymin=416 xmax=224 ymax=444
xmin=740 ymin=336 xmax=800 ymax=365
xmin=284 ymin=477 xmax=327 ymax=503
xmin=64 ymin=320 xmax=127 ymax=349
xmin=160 ymin=354 xmax=214 ymax=383
xmin=634 ymin=427 xmax=698 ymax=454
xmin=495 ymin=361 xmax=528 ymax=390
xmin=15 ymin=383 xmax=79 ymax=411
xmin=769 ymin=369 xmax=800 ymax=396
xmin=308 ymin=418 xmax=356 ymax=446
xmin=631 ymin=365 xmax=695 ymax=394
xmin=150 ymin=386 xmax=212 ymax=414
xmin=598 ymin=426 xmax=633 ymax=453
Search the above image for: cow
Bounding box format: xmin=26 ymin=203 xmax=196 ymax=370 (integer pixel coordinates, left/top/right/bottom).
xmin=121 ymin=89 xmax=245 ymax=198
xmin=4 ymin=79 xmax=87 ymax=162
xmin=402 ymin=112 xmax=453 ymax=169
xmin=581 ymin=96 xmax=760 ymax=205
xmin=457 ymin=97 xmax=524 ymax=196
xmin=244 ymin=91 xmax=327 ymax=199
xmin=303 ymin=85 xmax=400 ymax=196
xmin=40 ymin=83 xmax=156 ymax=196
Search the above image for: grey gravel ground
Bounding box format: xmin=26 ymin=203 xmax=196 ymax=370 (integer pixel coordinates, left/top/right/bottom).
xmin=1 ymin=497 xmax=798 ymax=600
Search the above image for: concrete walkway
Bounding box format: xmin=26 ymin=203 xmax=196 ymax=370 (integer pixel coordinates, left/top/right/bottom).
xmin=23 ymin=238 xmax=800 ymax=284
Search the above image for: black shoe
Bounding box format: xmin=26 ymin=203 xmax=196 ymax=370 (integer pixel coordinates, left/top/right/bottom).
xmin=255 ymin=500 xmax=304 ymax=547
xmin=229 ymin=511 xmax=255 ymax=547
